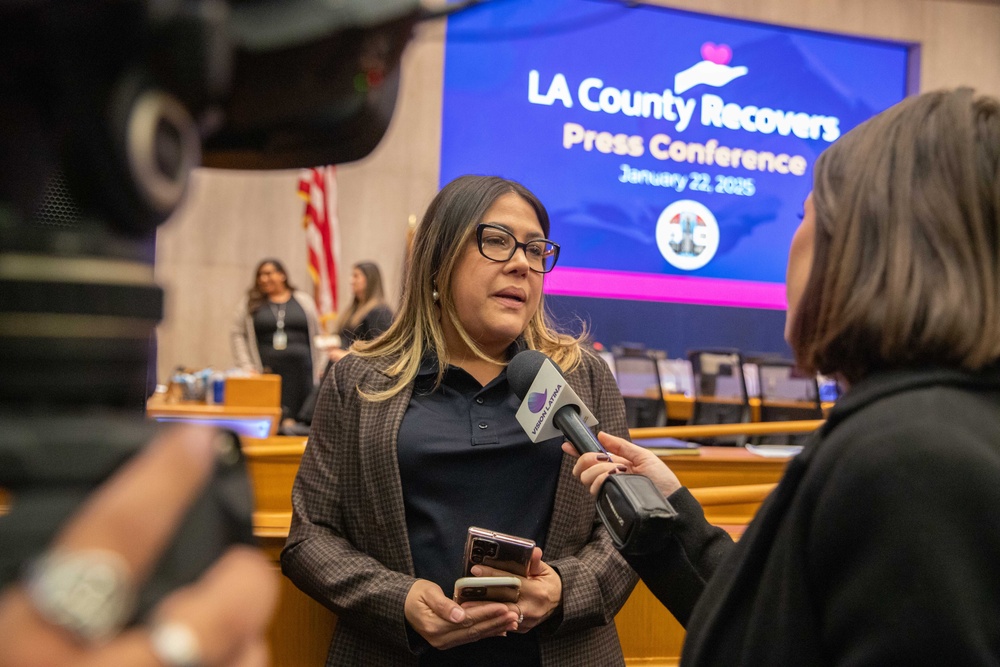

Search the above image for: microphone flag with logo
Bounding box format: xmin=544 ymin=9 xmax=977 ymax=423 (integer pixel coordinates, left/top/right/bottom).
xmin=508 ymin=349 xmax=677 ymax=556
xmin=512 ymin=353 xmax=598 ymax=443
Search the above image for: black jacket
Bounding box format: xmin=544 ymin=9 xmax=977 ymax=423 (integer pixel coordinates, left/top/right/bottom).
xmin=628 ymin=366 xmax=1000 ymax=665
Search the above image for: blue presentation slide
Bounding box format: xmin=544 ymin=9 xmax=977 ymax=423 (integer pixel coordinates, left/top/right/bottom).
xmin=441 ymin=0 xmax=914 ymax=309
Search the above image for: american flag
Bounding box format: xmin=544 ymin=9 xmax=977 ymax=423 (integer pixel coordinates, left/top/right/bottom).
xmin=298 ymin=166 xmax=339 ymax=330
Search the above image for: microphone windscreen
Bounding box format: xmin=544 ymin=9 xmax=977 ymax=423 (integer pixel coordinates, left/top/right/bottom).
xmin=507 ymin=349 xmax=553 ymax=399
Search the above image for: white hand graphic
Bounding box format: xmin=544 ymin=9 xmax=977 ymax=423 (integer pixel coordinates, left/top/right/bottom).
xmin=674 ymin=61 xmax=749 ymax=95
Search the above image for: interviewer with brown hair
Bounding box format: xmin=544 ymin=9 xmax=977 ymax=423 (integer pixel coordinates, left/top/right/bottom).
xmin=569 ymin=88 xmax=1000 ymax=665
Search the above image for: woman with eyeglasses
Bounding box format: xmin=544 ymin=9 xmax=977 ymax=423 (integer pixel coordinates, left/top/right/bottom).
xmin=230 ymin=258 xmax=325 ymax=422
xmin=281 ymin=175 xmax=637 ymax=666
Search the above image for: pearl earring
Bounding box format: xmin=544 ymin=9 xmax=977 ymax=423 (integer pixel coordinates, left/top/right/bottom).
xmin=432 ymin=289 xmax=440 ymax=302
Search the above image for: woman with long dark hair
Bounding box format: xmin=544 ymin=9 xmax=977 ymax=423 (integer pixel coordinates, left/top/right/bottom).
xmin=230 ymin=259 xmax=324 ymax=421
xmin=282 ymin=175 xmax=636 ymax=666
xmin=327 ymin=261 xmax=394 ymax=363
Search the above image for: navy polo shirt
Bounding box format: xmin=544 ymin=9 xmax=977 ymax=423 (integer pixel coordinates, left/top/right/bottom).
xmin=398 ymin=348 xmax=564 ymax=666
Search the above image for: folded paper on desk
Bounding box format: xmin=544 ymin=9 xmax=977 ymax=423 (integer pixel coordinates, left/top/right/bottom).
xmin=745 ymin=444 xmax=803 ymax=458
xmin=635 ymin=437 xmax=701 ymax=455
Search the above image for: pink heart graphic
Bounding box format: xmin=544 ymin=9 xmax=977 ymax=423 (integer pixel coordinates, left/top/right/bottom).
xmin=701 ymin=42 xmax=732 ymax=65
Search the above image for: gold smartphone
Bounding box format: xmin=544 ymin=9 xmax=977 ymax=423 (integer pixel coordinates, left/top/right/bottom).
xmin=453 ymin=576 xmax=521 ymax=604
xmin=463 ymin=526 xmax=535 ymax=578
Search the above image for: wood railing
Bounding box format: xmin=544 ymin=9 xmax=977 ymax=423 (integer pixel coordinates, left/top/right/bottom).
xmin=631 ymin=419 xmax=823 ymax=441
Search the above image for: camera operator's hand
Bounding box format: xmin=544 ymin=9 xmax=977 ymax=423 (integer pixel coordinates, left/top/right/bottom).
xmin=468 ymin=547 xmax=561 ymax=633
xmin=562 ymin=431 xmax=683 ymax=498
xmin=404 ymin=579 xmax=518 ymax=650
xmin=0 ymin=426 xmax=278 ymax=667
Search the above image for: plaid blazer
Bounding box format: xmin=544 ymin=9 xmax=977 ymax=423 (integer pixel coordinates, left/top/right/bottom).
xmin=281 ymin=349 xmax=638 ymax=666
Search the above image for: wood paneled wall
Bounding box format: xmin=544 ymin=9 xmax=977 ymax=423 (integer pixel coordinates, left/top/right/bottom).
xmin=153 ymin=0 xmax=1000 ymax=381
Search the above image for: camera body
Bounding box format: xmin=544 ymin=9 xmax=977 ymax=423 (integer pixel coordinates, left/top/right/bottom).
xmin=597 ymin=474 xmax=678 ymax=556
xmin=0 ymin=415 xmax=256 ymax=624
xmin=0 ymin=0 xmax=416 ymax=631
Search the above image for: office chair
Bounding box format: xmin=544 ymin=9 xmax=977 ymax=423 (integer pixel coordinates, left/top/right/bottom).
xmin=687 ymin=348 xmax=751 ymax=446
xmin=752 ymin=357 xmax=823 ymax=445
xmin=612 ymin=345 xmax=668 ymax=428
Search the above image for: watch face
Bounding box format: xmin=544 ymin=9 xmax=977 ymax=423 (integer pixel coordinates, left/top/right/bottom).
xmin=25 ymin=549 xmax=135 ymax=643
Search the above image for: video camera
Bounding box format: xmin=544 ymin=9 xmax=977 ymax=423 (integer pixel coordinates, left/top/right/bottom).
xmin=0 ymin=0 xmax=419 ymax=627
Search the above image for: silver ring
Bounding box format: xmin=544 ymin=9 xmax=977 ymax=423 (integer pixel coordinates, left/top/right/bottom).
xmin=24 ymin=548 xmax=135 ymax=644
xmin=150 ymin=620 xmax=203 ymax=667
xmin=514 ymin=603 xmax=524 ymax=625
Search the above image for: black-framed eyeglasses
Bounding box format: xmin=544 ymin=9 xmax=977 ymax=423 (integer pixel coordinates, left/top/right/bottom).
xmin=476 ymin=223 xmax=560 ymax=274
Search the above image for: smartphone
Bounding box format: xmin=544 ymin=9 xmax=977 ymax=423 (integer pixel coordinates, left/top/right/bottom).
xmin=453 ymin=576 xmax=521 ymax=604
xmin=463 ymin=526 xmax=535 ymax=578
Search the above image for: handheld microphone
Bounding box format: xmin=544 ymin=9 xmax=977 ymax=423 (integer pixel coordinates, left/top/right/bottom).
xmin=508 ymin=350 xmax=676 ymax=555
xmin=507 ymin=349 xmax=604 ymax=454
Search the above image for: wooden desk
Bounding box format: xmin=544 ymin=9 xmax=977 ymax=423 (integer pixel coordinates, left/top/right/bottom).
xmin=222 ymin=374 xmax=282 ymax=408
xmin=146 ymin=396 xmax=283 ymax=436
xmin=242 ymin=436 xmax=790 ymax=667
xmin=661 ymin=445 xmax=792 ymax=489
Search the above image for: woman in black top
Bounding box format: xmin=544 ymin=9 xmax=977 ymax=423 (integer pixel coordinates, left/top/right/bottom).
xmin=328 ymin=261 xmax=394 ymax=362
xmin=285 ymin=262 xmax=394 ymax=431
xmin=281 ymin=176 xmax=635 ymax=666
xmin=231 ymin=258 xmax=323 ymax=421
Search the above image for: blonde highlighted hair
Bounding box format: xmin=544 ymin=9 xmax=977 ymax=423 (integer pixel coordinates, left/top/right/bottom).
xmin=354 ymin=175 xmax=586 ymax=400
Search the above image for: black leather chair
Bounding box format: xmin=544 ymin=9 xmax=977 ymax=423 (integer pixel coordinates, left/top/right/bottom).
xmin=612 ymin=345 xmax=668 ymax=428
xmin=751 ymin=356 xmax=823 ymax=445
xmin=687 ymin=348 xmax=751 ymax=446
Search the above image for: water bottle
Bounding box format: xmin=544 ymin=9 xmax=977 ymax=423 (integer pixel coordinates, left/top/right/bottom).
xmin=210 ymin=372 xmax=226 ymax=405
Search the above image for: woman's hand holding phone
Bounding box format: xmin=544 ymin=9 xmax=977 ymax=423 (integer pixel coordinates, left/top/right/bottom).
xmin=454 ymin=576 xmax=521 ymax=604
xmin=403 ymin=579 xmax=519 ymax=650
xmin=467 ymin=546 xmax=562 ymax=633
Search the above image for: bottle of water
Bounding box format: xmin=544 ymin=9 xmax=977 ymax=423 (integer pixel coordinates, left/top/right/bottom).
xmin=209 ymin=372 xmax=226 ymax=405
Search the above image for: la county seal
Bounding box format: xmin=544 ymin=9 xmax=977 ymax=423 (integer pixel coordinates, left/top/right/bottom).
xmin=655 ymin=199 xmax=720 ymax=271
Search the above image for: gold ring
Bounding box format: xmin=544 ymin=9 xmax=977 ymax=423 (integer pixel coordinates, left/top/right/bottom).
xmin=514 ymin=603 xmax=524 ymax=625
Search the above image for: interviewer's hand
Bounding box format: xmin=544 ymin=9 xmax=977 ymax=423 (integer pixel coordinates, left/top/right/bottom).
xmin=562 ymin=431 xmax=682 ymax=498
xmin=404 ymin=579 xmax=518 ymax=650
xmin=0 ymin=425 xmax=278 ymax=667
xmin=468 ymin=547 xmax=561 ymax=633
